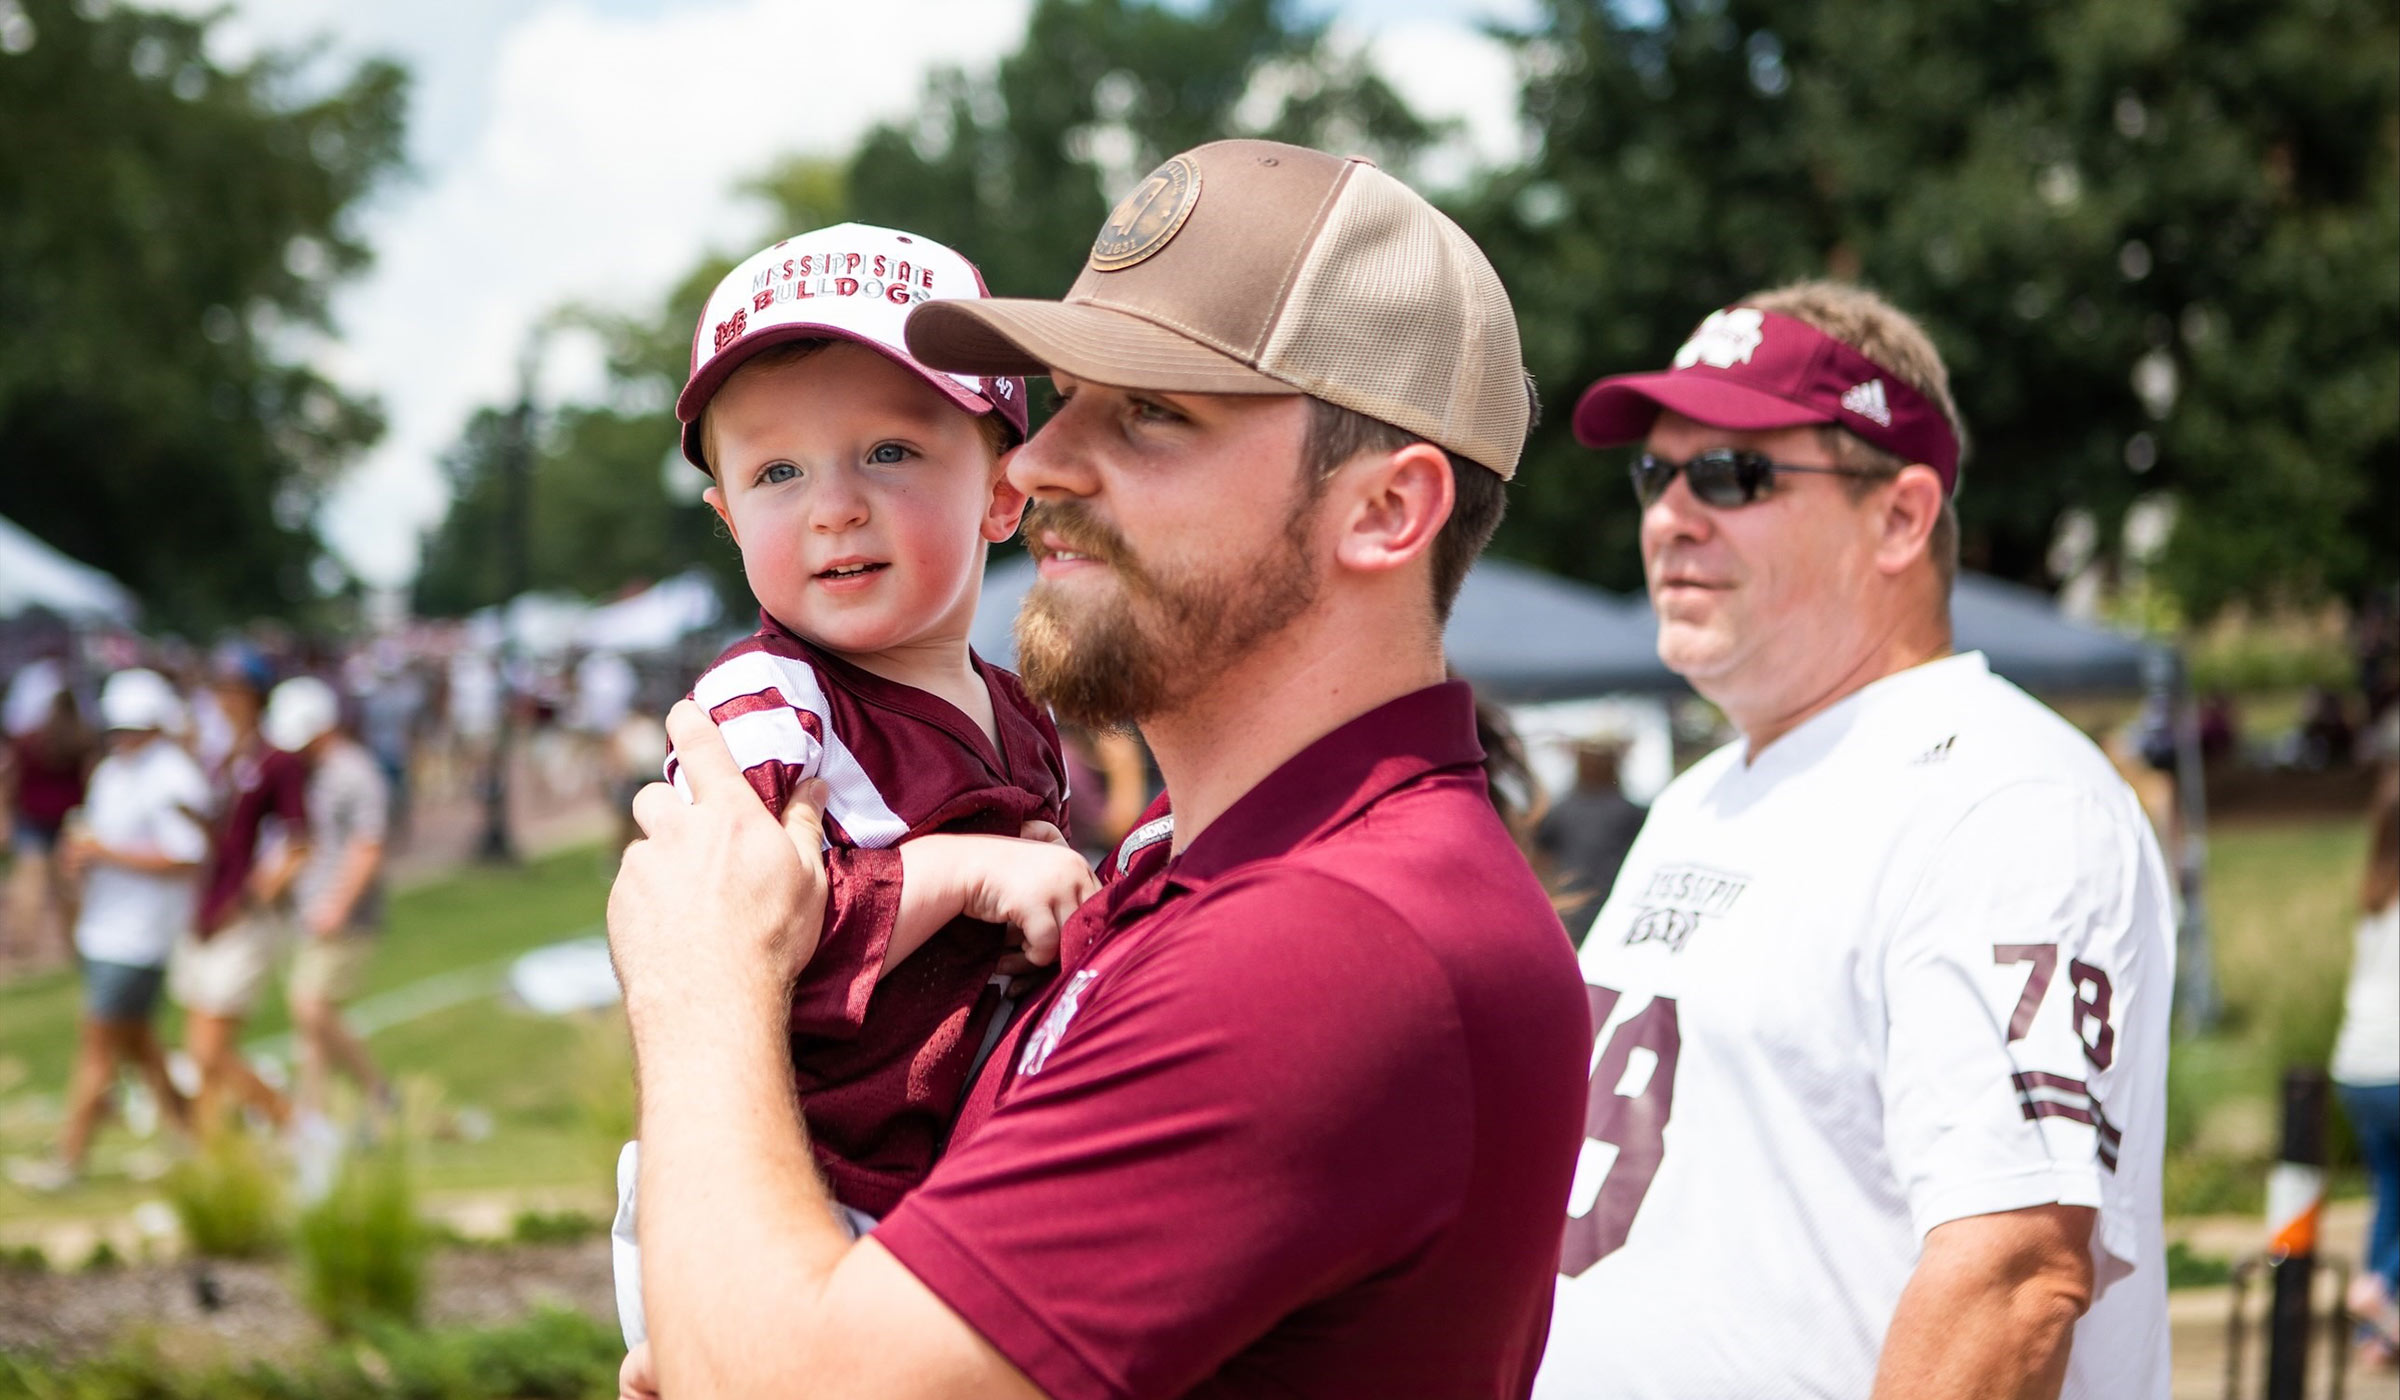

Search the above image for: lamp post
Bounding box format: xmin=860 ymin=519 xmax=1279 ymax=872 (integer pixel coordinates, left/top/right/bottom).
xmin=475 ymin=330 xmax=547 ymax=864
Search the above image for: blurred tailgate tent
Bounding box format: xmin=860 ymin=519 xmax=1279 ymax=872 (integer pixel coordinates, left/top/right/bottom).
xmin=971 ymin=556 xmax=2163 ymax=699
xmin=575 ymin=571 xmax=723 ymax=655
xmin=0 ymin=514 xmax=137 ymax=624
xmin=968 ymin=554 xmax=1667 ymax=700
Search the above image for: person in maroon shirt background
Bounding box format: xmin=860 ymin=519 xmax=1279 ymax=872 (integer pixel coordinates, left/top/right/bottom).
xmin=3 ymin=661 xmax=98 ymax=965
xmin=607 ymin=139 xmax=1591 ymax=1400
xmin=174 ymin=656 xmax=304 ymax=1131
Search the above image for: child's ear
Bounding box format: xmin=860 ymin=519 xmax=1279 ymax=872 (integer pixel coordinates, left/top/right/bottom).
xmin=982 ymin=446 xmax=1029 ymax=543
xmin=703 ymin=482 xmax=740 ymax=545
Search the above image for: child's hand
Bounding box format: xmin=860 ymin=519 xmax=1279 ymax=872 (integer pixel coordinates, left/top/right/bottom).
xmin=960 ymin=838 xmax=1098 ymax=968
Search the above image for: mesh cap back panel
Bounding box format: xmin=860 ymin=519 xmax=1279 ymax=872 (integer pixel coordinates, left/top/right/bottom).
xmin=1262 ymin=164 xmax=1528 ymax=475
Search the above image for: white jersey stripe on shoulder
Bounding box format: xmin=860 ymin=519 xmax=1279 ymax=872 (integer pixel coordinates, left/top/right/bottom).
xmin=717 ymin=706 xmax=818 ymax=777
xmin=692 ymin=650 xmax=797 ymax=712
xmin=751 ymin=651 xmax=909 ymax=850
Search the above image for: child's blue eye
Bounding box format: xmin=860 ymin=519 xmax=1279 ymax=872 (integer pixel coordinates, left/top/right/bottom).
xmin=866 ymin=443 xmax=910 ymax=465
xmin=761 ymin=463 xmax=799 ymax=484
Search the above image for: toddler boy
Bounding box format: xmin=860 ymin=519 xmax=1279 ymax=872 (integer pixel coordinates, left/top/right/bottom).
xmin=613 ymin=224 xmax=1098 ymax=1345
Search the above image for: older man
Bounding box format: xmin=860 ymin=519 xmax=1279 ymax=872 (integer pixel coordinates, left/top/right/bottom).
xmin=1534 ymin=283 xmax=2172 ymax=1400
xmin=607 ymin=140 xmax=1590 ymax=1400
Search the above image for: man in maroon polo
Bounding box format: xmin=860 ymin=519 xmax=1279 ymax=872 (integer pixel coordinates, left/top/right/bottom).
xmin=605 ymin=139 xmax=1592 ymax=1399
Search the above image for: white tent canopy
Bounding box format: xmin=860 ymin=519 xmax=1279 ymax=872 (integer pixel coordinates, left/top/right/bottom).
xmin=0 ymin=514 xmax=137 ymax=623
xmin=575 ymin=571 xmax=723 ymax=654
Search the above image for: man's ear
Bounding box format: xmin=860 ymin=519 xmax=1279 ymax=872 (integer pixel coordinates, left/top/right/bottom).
xmin=1872 ymin=464 xmax=1944 ymax=576
xmin=703 ymin=483 xmax=740 ymax=546
xmin=983 ymin=446 xmax=1030 ymax=543
xmin=1332 ymin=442 xmax=1454 ymax=577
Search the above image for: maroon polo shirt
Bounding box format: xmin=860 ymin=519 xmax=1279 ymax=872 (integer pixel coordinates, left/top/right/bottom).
xmin=874 ymin=681 xmax=1591 ymax=1400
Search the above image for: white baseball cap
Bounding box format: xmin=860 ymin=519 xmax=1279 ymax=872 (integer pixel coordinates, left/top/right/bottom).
xmin=674 ymin=223 xmax=1030 ymax=474
xmin=262 ymin=675 xmax=340 ymax=752
xmin=98 ymin=668 xmax=185 ymax=734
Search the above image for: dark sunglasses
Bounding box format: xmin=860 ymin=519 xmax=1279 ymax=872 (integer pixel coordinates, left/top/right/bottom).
xmin=1630 ymin=450 xmax=1875 ymax=509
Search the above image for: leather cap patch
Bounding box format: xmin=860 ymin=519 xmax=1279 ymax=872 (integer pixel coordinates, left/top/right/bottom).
xmin=1089 ymin=156 xmax=1202 ymax=272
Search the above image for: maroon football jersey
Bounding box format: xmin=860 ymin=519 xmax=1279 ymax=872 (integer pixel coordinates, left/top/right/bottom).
xmin=667 ymin=612 xmax=1069 ymax=1216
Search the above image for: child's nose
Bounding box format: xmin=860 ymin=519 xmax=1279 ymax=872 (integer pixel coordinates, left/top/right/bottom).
xmin=809 ymin=468 xmax=871 ymax=530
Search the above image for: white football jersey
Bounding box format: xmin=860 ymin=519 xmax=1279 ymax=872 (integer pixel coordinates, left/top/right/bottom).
xmin=1536 ymin=653 xmax=2171 ymax=1400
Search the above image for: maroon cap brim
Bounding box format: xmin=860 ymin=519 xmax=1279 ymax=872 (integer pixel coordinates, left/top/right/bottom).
xmin=676 ymin=323 xmax=1011 ymax=474
xmin=1572 ymin=372 xmax=1837 ymax=449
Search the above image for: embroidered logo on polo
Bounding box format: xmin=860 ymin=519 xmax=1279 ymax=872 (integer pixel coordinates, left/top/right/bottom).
xmin=1089 ymin=156 xmax=1202 ymax=272
xmin=1672 ymin=308 xmax=1766 ymax=370
xmin=1621 ymin=863 xmax=1751 ymax=954
xmin=1840 ymin=377 xmax=1893 ymax=427
xmin=1017 ymin=968 xmax=1100 ymax=1077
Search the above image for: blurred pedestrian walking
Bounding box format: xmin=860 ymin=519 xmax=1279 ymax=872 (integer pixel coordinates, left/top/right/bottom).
xmin=170 ymin=652 xmax=300 ymax=1133
xmin=38 ymin=670 xmax=204 ymax=1187
xmin=2 ymin=660 xmax=96 ymax=966
xmin=264 ymin=677 xmax=393 ymax=1120
xmin=2334 ymin=760 xmax=2400 ymax=1367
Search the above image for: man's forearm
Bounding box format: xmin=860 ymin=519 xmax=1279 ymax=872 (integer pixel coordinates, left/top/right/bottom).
xmin=630 ymin=974 xmax=857 ymax=1398
xmin=1871 ymin=1208 xmax=2094 ymax=1400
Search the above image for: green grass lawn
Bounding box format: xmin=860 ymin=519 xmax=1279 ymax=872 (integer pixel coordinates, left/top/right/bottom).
xmin=0 ymin=846 xmax=628 ymax=1228
xmin=0 ymin=816 xmax=2379 ymax=1234
xmin=2165 ymin=815 xmax=2375 ymax=1215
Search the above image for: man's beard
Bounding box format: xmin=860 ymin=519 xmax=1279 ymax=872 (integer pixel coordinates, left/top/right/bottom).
xmin=1015 ymin=492 xmax=1321 ymax=730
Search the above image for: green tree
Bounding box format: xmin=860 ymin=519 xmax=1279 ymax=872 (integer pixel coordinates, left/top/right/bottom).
xmin=0 ymin=0 xmax=406 ymax=629
xmin=1460 ymin=0 xmax=2397 ymax=616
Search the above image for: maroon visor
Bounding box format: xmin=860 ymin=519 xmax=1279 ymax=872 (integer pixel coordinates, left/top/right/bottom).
xmin=1572 ymin=307 xmax=1960 ymax=494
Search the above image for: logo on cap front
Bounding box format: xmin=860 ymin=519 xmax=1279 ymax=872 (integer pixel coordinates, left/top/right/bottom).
xmin=1672 ymin=307 xmax=1766 ymax=369
xmin=1089 ymin=156 xmax=1202 ymax=272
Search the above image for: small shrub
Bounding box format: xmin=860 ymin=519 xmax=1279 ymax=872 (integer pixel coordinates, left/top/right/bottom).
xmin=79 ymin=1239 xmax=122 ymax=1273
xmin=510 ymin=1208 xmax=603 ymax=1246
xmin=0 ymin=1244 xmax=46 ymax=1273
xmin=165 ymin=1121 xmax=286 ymax=1259
xmin=296 ymin=1138 xmax=425 ymax=1334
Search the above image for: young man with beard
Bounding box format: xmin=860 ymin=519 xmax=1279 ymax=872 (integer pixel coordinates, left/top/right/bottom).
xmin=605 ymin=139 xmax=1592 ymax=1400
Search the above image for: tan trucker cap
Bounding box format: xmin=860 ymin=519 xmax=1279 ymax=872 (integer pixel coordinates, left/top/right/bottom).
xmin=903 ymin=139 xmax=1532 ymax=479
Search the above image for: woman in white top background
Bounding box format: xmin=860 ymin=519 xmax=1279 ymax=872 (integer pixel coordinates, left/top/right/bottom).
xmin=2333 ymin=759 xmax=2400 ymax=1367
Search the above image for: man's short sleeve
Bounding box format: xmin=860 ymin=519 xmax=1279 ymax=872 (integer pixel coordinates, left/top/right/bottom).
xmin=875 ymin=870 xmax=1472 ymax=1400
xmin=1881 ymin=781 xmax=2167 ymax=1274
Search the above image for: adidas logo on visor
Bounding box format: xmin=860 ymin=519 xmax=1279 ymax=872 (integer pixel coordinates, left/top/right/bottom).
xmin=1840 ymin=378 xmax=1892 ymax=427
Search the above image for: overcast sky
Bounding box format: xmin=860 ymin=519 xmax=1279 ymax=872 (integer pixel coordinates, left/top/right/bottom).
xmin=157 ymin=0 xmax=1535 ymax=589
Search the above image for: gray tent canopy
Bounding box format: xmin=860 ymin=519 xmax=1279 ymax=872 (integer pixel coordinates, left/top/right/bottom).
xmin=970 ymin=555 xmax=2164 ymax=700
